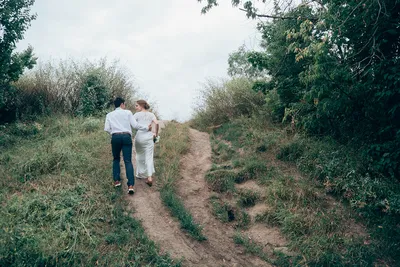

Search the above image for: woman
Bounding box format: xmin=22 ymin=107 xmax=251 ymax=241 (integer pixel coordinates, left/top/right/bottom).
xmin=133 ymin=100 xmax=159 ymax=186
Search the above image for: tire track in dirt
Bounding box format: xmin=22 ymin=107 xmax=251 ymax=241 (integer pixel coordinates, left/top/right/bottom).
xmin=123 ymin=125 xmax=269 ymax=266
xmin=123 ymin=121 xmax=199 ymax=262
xmin=176 ymin=128 xmax=270 ymax=267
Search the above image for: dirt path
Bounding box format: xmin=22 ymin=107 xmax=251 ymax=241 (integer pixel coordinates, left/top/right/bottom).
xmin=125 ymin=126 xmax=270 ymax=266
xmin=175 ymin=129 xmax=270 ymax=267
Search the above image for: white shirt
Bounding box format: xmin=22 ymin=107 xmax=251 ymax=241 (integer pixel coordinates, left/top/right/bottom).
xmin=133 ymin=111 xmax=157 ymax=132
xmin=104 ymin=108 xmax=148 ymax=135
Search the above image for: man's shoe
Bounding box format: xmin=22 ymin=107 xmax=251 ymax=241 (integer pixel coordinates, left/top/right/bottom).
xmin=128 ymin=186 xmax=135 ymax=195
xmin=114 ymin=181 xmax=121 ymax=187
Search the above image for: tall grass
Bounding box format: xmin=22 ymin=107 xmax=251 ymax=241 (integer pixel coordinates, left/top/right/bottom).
xmin=192 ymin=78 xmax=265 ymax=130
xmin=12 ymin=58 xmax=139 ymax=119
xmin=0 ymin=116 xmax=180 ymax=266
xmin=155 ymin=122 xmax=206 ymax=241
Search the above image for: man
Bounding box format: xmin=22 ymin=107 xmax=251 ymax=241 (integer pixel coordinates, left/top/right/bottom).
xmin=104 ymin=97 xmax=151 ymax=194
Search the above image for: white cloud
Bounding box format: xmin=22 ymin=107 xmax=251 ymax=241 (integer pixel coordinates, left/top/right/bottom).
xmin=17 ymin=0 xmax=262 ymax=121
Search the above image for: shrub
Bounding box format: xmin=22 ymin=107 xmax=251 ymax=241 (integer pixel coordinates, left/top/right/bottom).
xmin=76 ymin=72 xmax=109 ymax=116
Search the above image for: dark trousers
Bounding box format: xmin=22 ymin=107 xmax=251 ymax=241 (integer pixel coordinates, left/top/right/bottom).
xmin=111 ymin=134 xmax=135 ymax=186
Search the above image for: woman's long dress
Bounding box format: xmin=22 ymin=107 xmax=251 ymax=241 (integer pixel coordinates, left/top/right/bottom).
xmin=133 ymin=111 xmax=157 ymax=178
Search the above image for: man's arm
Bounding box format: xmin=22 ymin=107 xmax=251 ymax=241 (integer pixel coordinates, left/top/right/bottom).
xmin=104 ymin=115 xmax=112 ymax=134
xmin=129 ymin=112 xmax=149 ymax=131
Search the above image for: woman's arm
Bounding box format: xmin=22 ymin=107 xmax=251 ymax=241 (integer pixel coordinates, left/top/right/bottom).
xmin=152 ymin=115 xmax=159 ymax=136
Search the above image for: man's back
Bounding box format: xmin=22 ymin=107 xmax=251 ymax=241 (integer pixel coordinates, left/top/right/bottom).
xmin=105 ymin=108 xmax=134 ymax=135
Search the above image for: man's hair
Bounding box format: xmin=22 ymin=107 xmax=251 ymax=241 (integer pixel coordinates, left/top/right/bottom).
xmin=114 ymin=97 xmax=125 ymax=108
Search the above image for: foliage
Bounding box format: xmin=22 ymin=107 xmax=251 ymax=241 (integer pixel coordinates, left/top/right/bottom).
xmin=228 ymin=44 xmax=268 ymax=79
xmin=0 ymin=0 xmax=37 ymax=123
xmin=0 ymin=116 xmax=180 ymax=266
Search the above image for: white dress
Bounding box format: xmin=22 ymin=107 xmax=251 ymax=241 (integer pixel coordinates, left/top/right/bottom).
xmin=133 ymin=111 xmax=157 ymax=178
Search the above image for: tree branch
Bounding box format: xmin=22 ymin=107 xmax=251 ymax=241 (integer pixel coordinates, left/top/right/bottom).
xmin=239 ymin=8 xmax=318 ymax=22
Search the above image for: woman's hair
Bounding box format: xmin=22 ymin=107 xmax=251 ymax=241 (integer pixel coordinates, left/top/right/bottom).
xmin=137 ymin=99 xmax=150 ymax=110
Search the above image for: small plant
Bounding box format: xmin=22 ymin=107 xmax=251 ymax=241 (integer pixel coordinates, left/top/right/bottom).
xmin=209 ymin=196 xmax=235 ymax=223
xmin=254 ymin=209 xmax=282 ymax=226
xmin=205 ymin=170 xmax=236 ymax=193
xmin=237 ymin=189 xmax=260 ymax=207
xmin=77 ymin=72 xmax=109 ymax=116
xmin=235 ymin=210 xmax=251 ymax=229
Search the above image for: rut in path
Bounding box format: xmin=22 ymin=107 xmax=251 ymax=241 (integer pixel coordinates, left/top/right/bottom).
xmin=125 ymin=126 xmax=270 ymax=266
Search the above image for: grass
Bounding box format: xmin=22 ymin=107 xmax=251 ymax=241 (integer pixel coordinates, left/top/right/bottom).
xmin=205 ymin=117 xmax=398 ymax=266
xmin=233 ymin=233 xmax=272 ymax=263
xmin=209 ymin=195 xmax=235 ymax=223
xmin=205 ymin=169 xmax=236 ymax=193
xmin=237 ymin=189 xmax=260 ymax=207
xmin=0 ymin=116 xmax=180 ymax=266
xmin=155 ymin=122 xmax=206 ymax=241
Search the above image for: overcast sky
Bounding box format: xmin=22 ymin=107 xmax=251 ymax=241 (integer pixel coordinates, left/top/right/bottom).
xmin=17 ymin=0 xmax=261 ymax=121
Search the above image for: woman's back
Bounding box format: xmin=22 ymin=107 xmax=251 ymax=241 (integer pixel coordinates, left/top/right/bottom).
xmin=133 ymin=111 xmax=156 ymax=139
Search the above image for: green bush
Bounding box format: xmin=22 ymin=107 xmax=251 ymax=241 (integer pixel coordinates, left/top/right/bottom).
xmin=77 ymin=72 xmax=109 ymax=116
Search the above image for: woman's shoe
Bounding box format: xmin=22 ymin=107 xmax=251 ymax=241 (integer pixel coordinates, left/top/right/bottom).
xmin=145 ymin=179 xmax=153 ymax=187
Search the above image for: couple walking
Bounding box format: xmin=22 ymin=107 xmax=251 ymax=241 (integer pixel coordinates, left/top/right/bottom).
xmin=104 ymin=97 xmax=159 ymax=194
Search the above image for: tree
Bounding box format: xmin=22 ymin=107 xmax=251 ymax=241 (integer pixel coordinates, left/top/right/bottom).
xmin=0 ymin=0 xmax=37 ymax=122
xmin=198 ymin=0 xmax=400 ymax=177
xmin=228 ymin=44 xmax=269 ymax=79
